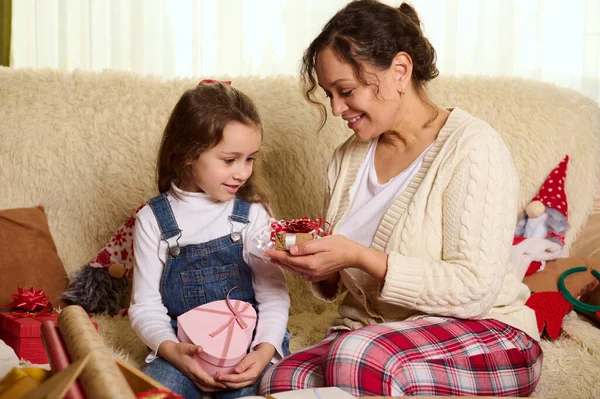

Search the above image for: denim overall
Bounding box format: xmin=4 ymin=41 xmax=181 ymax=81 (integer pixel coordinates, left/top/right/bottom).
xmin=142 ymin=193 xmax=289 ymax=399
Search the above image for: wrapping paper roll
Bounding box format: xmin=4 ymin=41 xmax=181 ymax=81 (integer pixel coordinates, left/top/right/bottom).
xmin=57 ymin=305 xmax=136 ymax=399
xmin=40 ymin=320 xmax=85 ymax=399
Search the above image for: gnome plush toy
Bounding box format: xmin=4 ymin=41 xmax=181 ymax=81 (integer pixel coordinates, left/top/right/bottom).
xmin=511 ymin=155 xmax=570 ymax=280
xmin=60 ymin=204 xmax=146 ymax=314
xmin=516 ymin=155 xmax=569 ymax=242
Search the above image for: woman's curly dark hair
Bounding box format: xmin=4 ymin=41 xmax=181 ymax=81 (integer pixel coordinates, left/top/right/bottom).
xmin=301 ymin=0 xmax=439 ymax=128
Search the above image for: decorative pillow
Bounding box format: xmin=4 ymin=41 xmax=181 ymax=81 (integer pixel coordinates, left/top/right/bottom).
xmin=0 ymin=206 xmax=69 ymax=307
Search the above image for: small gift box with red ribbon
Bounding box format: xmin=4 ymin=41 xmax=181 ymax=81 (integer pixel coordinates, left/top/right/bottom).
xmin=271 ymin=217 xmax=332 ymax=251
xmin=0 ymin=287 xmax=59 ymax=364
xmin=176 ymin=290 xmax=257 ymax=376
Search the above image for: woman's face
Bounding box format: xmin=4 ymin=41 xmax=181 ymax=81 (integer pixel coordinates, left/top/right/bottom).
xmin=315 ymin=47 xmax=403 ymax=141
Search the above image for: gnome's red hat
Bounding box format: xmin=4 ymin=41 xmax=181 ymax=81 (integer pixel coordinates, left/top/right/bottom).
xmin=531 ymin=155 xmax=569 ymax=219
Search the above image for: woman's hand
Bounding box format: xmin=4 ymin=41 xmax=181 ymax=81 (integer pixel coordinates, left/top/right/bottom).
xmin=214 ymin=342 xmax=276 ymax=389
xmin=266 ymin=234 xmax=387 ymax=282
xmin=158 ymin=341 xmax=227 ymax=392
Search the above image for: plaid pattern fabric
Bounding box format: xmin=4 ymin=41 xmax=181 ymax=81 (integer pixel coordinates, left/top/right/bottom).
xmin=260 ymin=317 xmax=543 ymax=397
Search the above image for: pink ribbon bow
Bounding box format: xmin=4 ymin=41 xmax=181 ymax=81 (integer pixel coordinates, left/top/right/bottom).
xmin=193 ymin=288 xmax=256 ymax=366
xmin=207 ymin=298 xmax=252 ymax=338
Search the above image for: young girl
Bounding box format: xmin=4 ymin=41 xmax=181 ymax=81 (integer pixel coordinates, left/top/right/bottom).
xmin=129 ymin=80 xmax=290 ymax=399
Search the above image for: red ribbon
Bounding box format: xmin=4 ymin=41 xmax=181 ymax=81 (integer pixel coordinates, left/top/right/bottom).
xmin=8 ymin=287 xmax=51 ymax=312
xmin=6 ymin=311 xmax=40 ymax=319
xmin=200 ymin=79 xmax=232 ymax=86
xmin=270 ymin=217 xmax=332 ymax=242
xmin=546 ymin=231 xmax=565 ymax=245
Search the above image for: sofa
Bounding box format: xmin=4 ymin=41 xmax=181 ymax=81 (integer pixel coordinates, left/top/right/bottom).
xmin=1 ymin=66 xmax=600 ymax=398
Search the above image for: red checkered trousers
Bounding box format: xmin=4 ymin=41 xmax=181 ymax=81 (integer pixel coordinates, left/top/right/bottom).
xmin=259 ymin=317 xmax=542 ymax=397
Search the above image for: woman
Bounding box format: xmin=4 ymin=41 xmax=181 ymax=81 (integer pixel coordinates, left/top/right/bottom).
xmin=260 ymin=0 xmax=542 ymax=397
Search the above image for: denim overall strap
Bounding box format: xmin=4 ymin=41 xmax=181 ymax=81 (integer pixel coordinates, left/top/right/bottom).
xmin=230 ymin=195 xmax=251 ymax=223
xmin=147 ymin=193 xmax=181 ymax=240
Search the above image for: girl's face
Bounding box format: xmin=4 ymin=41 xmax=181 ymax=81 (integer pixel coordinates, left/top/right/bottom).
xmin=182 ymin=121 xmax=262 ymax=201
xmin=315 ymin=47 xmax=403 ymax=141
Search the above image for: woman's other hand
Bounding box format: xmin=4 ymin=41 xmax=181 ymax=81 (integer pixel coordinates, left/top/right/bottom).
xmin=265 ymin=234 xmax=388 ymax=282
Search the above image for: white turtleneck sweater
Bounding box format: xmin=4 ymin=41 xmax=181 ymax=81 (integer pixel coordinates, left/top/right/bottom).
xmin=314 ymin=108 xmax=540 ymax=341
xmin=129 ymin=183 xmax=290 ymax=363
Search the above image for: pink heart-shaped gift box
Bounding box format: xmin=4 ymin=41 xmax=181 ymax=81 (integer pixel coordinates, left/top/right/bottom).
xmin=177 ymin=299 xmax=257 ymax=376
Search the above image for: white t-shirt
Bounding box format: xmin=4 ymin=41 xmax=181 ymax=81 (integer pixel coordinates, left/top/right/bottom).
xmin=129 ymin=183 xmax=290 ymax=363
xmin=335 ymin=138 xmax=432 ymax=247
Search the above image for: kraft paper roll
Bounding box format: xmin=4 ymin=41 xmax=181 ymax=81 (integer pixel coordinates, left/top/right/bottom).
xmin=57 ymin=305 xmax=136 ymax=399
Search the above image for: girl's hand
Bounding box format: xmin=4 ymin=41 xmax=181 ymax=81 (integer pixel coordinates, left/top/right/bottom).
xmin=158 ymin=341 xmax=227 ymax=392
xmin=265 ymin=234 xmax=362 ymax=282
xmin=214 ymin=343 xmax=276 ymax=389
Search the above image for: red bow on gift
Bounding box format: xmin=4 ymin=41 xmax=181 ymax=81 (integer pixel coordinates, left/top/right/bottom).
xmin=200 ymin=79 xmax=232 ymax=86
xmin=9 ymin=287 xmax=51 ymax=312
xmin=270 ymin=217 xmax=332 ymax=242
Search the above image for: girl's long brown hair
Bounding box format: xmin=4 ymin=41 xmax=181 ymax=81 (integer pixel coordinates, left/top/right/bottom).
xmin=156 ymin=82 xmax=270 ymax=208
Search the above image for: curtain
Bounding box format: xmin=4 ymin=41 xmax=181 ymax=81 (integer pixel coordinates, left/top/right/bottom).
xmin=0 ymin=0 xmax=10 ymax=66
xmin=10 ymin=0 xmax=600 ymax=103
